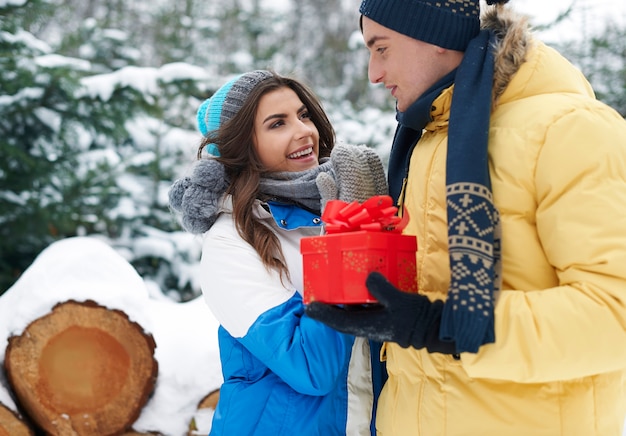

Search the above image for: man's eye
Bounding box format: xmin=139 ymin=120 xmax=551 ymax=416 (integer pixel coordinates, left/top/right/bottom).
xmin=377 ymin=47 xmax=386 ymax=54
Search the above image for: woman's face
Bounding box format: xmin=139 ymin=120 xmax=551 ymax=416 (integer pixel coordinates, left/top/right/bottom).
xmin=253 ymin=87 xmax=320 ymax=172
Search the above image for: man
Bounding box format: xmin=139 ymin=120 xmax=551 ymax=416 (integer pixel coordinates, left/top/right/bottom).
xmin=306 ymin=0 xmax=626 ymax=435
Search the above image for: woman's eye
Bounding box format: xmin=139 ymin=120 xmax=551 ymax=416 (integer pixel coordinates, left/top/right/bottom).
xmin=300 ymin=111 xmax=311 ymax=120
xmin=270 ymin=120 xmax=285 ymax=129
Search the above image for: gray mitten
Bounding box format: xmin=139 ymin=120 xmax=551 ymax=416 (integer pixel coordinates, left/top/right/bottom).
xmin=316 ymin=143 xmax=388 ymax=209
xmin=168 ymin=158 xmax=229 ymax=234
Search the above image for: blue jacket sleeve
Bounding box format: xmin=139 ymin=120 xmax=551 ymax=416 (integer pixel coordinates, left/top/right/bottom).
xmin=238 ymin=292 xmax=354 ymax=396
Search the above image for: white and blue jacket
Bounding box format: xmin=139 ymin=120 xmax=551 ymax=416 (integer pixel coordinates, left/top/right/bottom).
xmin=200 ymin=197 xmax=378 ymax=435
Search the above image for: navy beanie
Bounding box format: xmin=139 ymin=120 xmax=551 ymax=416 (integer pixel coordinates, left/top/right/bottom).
xmin=359 ymin=0 xmax=480 ymax=51
xmin=197 ymin=70 xmax=273 ymax=156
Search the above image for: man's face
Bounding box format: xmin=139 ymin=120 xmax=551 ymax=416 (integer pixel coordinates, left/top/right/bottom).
xmin=253 ymin=87 xmax=320 ymax=173
xmin=361 ymin=16 xmax=454 ymax=112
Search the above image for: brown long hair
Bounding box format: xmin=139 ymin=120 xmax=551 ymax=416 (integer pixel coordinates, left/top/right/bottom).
xmin=197 ymin=72 xmax=335 ymax=280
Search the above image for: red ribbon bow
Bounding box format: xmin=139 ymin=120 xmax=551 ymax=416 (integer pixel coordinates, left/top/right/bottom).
xmin=321 ymin=195 xmax=409 ymax=234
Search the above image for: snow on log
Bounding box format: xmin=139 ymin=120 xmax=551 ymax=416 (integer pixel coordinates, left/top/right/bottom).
xmin=4 ymin=299 xmax=158 ymax=436
xmin=187 ymin=388 xmax=220 ymax=435
xmin=121 ymin=431 xmax=163 ymax=435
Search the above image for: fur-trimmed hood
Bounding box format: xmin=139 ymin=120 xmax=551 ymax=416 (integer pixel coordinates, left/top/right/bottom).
xmin=483 ymin=4 xmax=595 ymax=108
xmin=482 ymin=5 xmax=532 ymax=106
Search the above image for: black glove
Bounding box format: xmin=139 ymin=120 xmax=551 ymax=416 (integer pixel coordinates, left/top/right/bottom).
xmin=305 ymin=272 xmax=456 ymax=354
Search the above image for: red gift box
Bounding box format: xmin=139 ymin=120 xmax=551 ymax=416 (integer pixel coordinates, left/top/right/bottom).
xmin=301 ymin=196 xmax=418 ymax=304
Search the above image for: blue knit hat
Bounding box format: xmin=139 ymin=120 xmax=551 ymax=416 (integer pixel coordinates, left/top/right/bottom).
xmin=196 ymin=70 xmax=273 ymax=156
xmin=359 ymin=0 xmax=480 ymax=51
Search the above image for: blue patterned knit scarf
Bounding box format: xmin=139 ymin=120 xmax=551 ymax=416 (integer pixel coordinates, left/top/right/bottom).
xmin=389 ymin=30 xmax=501 ymax=353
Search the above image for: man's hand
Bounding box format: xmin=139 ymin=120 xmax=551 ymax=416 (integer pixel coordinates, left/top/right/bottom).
xmin=305 ymin=272 xmax=456 ymax=354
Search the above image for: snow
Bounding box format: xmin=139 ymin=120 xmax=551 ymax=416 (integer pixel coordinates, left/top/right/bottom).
xmin=0 ymin=87 xmax=44 ymax=107
xmin=0 ymin=0 xmax=26 ymax=6
xmin=35 ymin=53 xmax=91 ymax=71
xmin=81 ymin=66 xmax=161 ymax=102
xmin=513 ymin=0 xmax=626 ymax=43
xmin=2 ymin=29 xmax=51 ymax=53
xmin=80 ymin=62 xmax=211 ymax=102
xmin=0 ymin=237 xmax=221 ymax=435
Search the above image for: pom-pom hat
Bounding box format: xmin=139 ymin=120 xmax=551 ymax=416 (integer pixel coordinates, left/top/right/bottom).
xmin=197 ymin=70 xmax=273 ymax=156
xmin=359 ymin=0 xmax=481 ymax=52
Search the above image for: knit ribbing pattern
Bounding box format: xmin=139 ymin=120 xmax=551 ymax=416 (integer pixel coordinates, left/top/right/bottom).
xmin=359 ymin=0 xmax=480 ymax=51
xmin=219 ymin=70 xmax=273 ymax=126
xmin=196 ymin=70 xmax=273 ymax=156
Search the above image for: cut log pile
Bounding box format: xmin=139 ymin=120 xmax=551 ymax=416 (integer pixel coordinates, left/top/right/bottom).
xmin=0 ymin=299 xmax=220 ymax=435
xmin=0 ymin=237 xmax=222 ymax=435
xmin=4 ymin=300 xmax=157 ymax=435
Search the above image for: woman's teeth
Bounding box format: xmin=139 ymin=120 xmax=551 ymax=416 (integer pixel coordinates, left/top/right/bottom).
xmin=287 ymin=147 xmax=313 ymax=159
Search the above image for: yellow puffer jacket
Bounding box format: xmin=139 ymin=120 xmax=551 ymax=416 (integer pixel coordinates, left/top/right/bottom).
xmin=376 ymin=9 xmax=626 ymax=436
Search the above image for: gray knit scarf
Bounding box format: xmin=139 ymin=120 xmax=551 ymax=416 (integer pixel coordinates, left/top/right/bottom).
xmin=169 ymin=158 xmax=332 ymax=235
xmin=259 ymin=159 xmax=332 ymax=213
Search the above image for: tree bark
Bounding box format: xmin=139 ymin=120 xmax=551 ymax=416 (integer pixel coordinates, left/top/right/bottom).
xmin=4 ymin=300 xmax=158 ymax=436
xmin=0 ymin=402 xmax=34 ymax=436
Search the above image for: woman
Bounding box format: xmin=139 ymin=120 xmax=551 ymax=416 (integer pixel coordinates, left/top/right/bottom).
xmin=169 ymin=70 xmax=387 ymax=435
